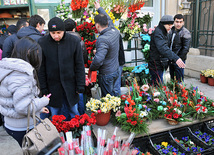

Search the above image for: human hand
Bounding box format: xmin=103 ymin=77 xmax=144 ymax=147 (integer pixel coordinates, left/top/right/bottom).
xmin=42 ymin=107 xmax=49 ymax=113
xmin=93 ymin=49 xmax=96 ymax=55
xmin=176 ymin=58 xmax=186 ymax=68
xmin=94 ymin=1 xmax=100 ymax=10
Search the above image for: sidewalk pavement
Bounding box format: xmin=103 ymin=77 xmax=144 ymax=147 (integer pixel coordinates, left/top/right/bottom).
xmin=0 ymin=77 xmax=213 ymax=155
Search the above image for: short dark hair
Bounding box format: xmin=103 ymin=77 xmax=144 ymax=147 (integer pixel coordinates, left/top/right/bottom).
xmin=64 ymin=18 xmax=76 ymax=31
xmin=29 ymin=14 xmax=45 ymax=28
xmin=16 ymin=18 xmax=28 ymax=31
xmin=174 ymin=14 xmax=184 ymax=21
xmin=94 ymin=14 xmax=108 ymax=27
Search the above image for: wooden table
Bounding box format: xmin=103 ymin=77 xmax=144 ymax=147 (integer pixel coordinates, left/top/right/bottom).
xmin=92 ymin=117 xmax=214 ymax=141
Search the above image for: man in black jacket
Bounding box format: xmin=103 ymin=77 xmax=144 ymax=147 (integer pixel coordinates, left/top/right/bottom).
xmin=169 ymin=14 xmax=191 ymax=82
xmin=149 ymin=15 xmax=185 ymax=85
xmin=38 ymin=17 xmax=85 ymax=120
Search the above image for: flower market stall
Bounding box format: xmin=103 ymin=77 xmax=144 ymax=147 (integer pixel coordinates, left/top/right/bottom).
xmin=49 ymin=0 xmax=214 ymax=154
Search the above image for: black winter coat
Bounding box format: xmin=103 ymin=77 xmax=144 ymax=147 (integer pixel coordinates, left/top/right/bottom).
xmin=169 ymin=26 xmax=191 ymax=61
xmin=38 ymin=33 xmax=85 ymax=108
xmin=2 ymin=33 xmax=18 ymax=58
xmin=17 ymin=26 xmax=43 ymax=42
xmin=149 ymin=22 xmax=179 ymax=70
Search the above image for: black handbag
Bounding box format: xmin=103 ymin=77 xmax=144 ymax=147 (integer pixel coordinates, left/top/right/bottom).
xmin=160 ymin=57 xmax=169 ymax=70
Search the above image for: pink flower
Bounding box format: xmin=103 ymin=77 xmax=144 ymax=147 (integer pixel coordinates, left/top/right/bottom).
xmin=154 ymin=98 xmax=160 ymax=103
xmin=115 ymin=110 xmax=122 ymax=117
xmin=97 ymin=110 xmax=101 ymax=114
xmin=143 ymin=28 xmax=148 ymax=32
xmin=200 ymin=92 xmax=204 ymax=95
xmin=143 ymin=24 xmax=147 ymax=27
xmin=143 ymin=105 xmax=147 ymax=108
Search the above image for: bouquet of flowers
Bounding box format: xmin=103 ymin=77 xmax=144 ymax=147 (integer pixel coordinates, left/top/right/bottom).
xmin=51 ymin=113 xmax=96 ymax=138
xmin=56 ymin=0 xmax=71 ymax=21
xmin=70 ymin=0 xmax=89 ymax=18
xmin=110 ymin=0 xmax=128 ymax=20
xmin=86 ymin=94 xmax=121 ymax=114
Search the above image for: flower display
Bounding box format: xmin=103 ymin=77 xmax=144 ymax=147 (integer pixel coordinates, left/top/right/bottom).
xmin=154 ymin=141 xmax=185 ymax=155
xmin=110 ymin=0 xmax=127 ymax=19
xmin=174 ymin=136 xmax=205 ymax=153
xmin=70 ymin=0 xmax=89 ymax=18
xmin=128 ymin=1 xmax=145 ymax=13
xmin=56 ymin=0 xmax=71 ymax=21
xmin=51 ymin=113 xmax=96 ymax=138
xmin=201 ymin=69 xmax=214 ymax=78
xmin=86 ymin=94 xmax=121 ymax=114
xmin=193 ymin=130 xmax=214 ymax=145
xmin=132 ymin=63 xmax=150 ymax=85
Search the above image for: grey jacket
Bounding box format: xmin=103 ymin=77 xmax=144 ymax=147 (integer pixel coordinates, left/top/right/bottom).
xmin=90 ymin=7 xmax=120 ymax=74
xmin=0 ymin=58 xmax=49 ymax=130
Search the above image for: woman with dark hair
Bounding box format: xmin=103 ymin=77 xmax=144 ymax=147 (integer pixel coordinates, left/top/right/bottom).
xmin=0 ymin=36 xmax=49 ymax=147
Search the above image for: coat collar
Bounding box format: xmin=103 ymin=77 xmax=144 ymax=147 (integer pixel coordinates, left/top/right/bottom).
xmin=100 ymin=27 xmax=111 ymax=35
xmin=48 ymin=31 xmax=66 ymax=43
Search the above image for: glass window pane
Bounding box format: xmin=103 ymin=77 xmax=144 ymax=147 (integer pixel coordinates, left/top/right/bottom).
xmin=34 ymin=0 xmax=70 ymax=3
xmin=144 ymin=0 xmax=153 ymax=7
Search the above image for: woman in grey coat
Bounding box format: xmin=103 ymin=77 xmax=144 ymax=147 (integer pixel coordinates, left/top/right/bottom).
xmin=0 ymin=37 xmax=49 ymax=147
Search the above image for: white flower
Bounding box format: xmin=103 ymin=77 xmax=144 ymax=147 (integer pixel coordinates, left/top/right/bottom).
xmin=163 ymin=108 xmax=168 ymax=112
xmin=153 ymin=92 xmax=160 ymax=97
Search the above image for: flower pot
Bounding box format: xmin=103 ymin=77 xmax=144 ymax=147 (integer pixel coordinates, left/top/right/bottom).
xmin=208 ymin=77 xmax=214 ymax=86
xmin=95 ymin=111 xmax=111 ymax=126
xmin=200 ymin=74 xmax=208 ymax=83
xmin=166 ymin=118 xmax=179 ymax=125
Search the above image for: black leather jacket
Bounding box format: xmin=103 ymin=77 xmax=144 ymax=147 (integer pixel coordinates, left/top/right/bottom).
xmin=149 ymin=22 xmax=179 ymax=70
xmin=169 ymin=26 xmax=191 ymax=61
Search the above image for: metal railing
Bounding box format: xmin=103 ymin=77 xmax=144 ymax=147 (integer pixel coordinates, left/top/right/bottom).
xmin=184 ymin=0 xmax=214 ymax=56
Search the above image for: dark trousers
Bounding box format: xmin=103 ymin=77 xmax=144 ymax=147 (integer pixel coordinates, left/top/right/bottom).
xmin=169 ymin=61 xmax=185 ymax=82
xmin=149 ymin=69 xmax=163 ymax=86
xmin=98 ymin=69 xmax=119 ymax=97
xmin=5 ymin=127 xmax=26 ymax=147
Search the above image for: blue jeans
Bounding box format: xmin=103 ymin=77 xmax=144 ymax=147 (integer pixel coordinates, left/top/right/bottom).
xmin=149 ymin=69 xmax=163 ymax=86
xmin=40 ymin=93 xmax=80 ymax=121
xmin=78 ymin=93 xmax=85 ymax=115
xmin=169 ymin=61 xmax=185 ymax=82
xmin=5 ymin=127 xmax=26 ymax=147
xmin=113 ymin=66 xmax=123 ymax=96
xmin=98 ymin=69 xmax=119 ymax=97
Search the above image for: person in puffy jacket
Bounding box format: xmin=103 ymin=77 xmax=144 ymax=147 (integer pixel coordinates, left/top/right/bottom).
xmin=149 ymin=15 xmax=185 ymax=85
xmin=0 ymin=37 xmax=49 ymax=147
xmin=169 ymin=14 xmax=191 ymax=82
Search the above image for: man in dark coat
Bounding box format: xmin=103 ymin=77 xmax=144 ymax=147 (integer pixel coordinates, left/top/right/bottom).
xmin=17 ymin=14 xmax=45 ymax=42
xmin=169 ymin=14 xmax=191 ymax=82
xmin=149 ymin=15 xmax=185 ymax=85
xmin=90 ymin=2 xmax=120 ymax=97
xmin=38 ymin=17 xmax=85 ymax=120
xmin=2 ymin=19 xmax=28 ymax=58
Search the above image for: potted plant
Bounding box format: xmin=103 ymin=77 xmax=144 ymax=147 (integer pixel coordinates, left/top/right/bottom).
xmin=205 ymin=69 xmax=214 ymax=86
xmin=200 ymin=69 xmax=208 ymax=83
xmin=86 ymin=94 xmax=121 ymax=126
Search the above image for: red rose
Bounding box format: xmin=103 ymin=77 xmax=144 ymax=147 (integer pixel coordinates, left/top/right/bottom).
xmin=173 ymin=113 xmax=179 ymax=119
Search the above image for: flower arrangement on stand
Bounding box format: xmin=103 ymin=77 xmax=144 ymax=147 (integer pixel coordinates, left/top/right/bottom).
xmin=51 ymin=113 xmax=96 ymax=138
xmin=56 ymin=0 xmax=71 ymax=21
xmin=86 ymin=94 xmax=121 ymax=126
xmin=70 ymin=0 xmax=89 ymax=19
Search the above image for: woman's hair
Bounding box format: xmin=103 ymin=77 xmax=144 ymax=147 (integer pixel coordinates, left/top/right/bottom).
xmin=11 ymin=36 xmax=42 ymax=89
xmin=11 ymin=36 xmax=41 ymax=71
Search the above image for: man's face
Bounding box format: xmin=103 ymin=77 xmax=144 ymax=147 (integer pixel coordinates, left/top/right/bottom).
xmin=164 ymin=24 xmax=173 ymax=32
xmin=95 ymin=23 xmax=101 ymax=33
xmin=49 ymin=31 xmax=64 ymax=42
xmin=37 ymin=23 xmax=45 ymax=33
xmin=174 ymin=18 xmax=184 ymax=30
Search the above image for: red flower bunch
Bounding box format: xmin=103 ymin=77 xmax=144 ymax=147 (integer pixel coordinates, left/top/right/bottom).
xmin=164 ymin=106 xmax=182 ymax=121
xmin=85 ymin=39 xmax=96 ymax=66
xmin=128 ymin=1 xmax=145 ymax=13
xmin=70 ymin=0 xmax=89 ymax=11
xmin=52 ymin=113 xmax=96 ymax=138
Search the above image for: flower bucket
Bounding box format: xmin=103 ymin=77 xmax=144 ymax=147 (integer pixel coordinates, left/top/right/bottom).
xmin=166 ymin=118 xmax=178 ymax=125
xmin=95 ymin=111 xmax=111 ymax=126
xmin=208 ymin=78 xmax=214 ymax=86
xmin=200 ymin=74 xmax=208 ymax=83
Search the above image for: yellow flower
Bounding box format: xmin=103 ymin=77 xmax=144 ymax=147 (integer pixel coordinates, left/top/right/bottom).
xmin=83 ymin=15 xmax=86 ymax=19
xmin=161 ymin=142 xmax=168 ymax=147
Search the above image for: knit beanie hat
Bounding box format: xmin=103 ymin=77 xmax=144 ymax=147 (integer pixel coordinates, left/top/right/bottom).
xmin=160 ymin=15 xmax=174 ymax=24
xmin=8 ymin=25 xmax=17 ymax=34
xmin=48 ymin=17 xmax=65 ymax=31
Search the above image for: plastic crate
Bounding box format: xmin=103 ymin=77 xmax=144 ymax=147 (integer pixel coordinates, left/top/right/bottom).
xmin=149 ymin=131 xmax=187 ymax=155
xmin=205 ymin=120 xmax=214 ymax=134
xmin=189 ymin=122 xmax=214 ymax=148
xmin=169 ymin=127 xmax=211 ymax=154
xmin=132 ymin=136 xmax=156 ymax=154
